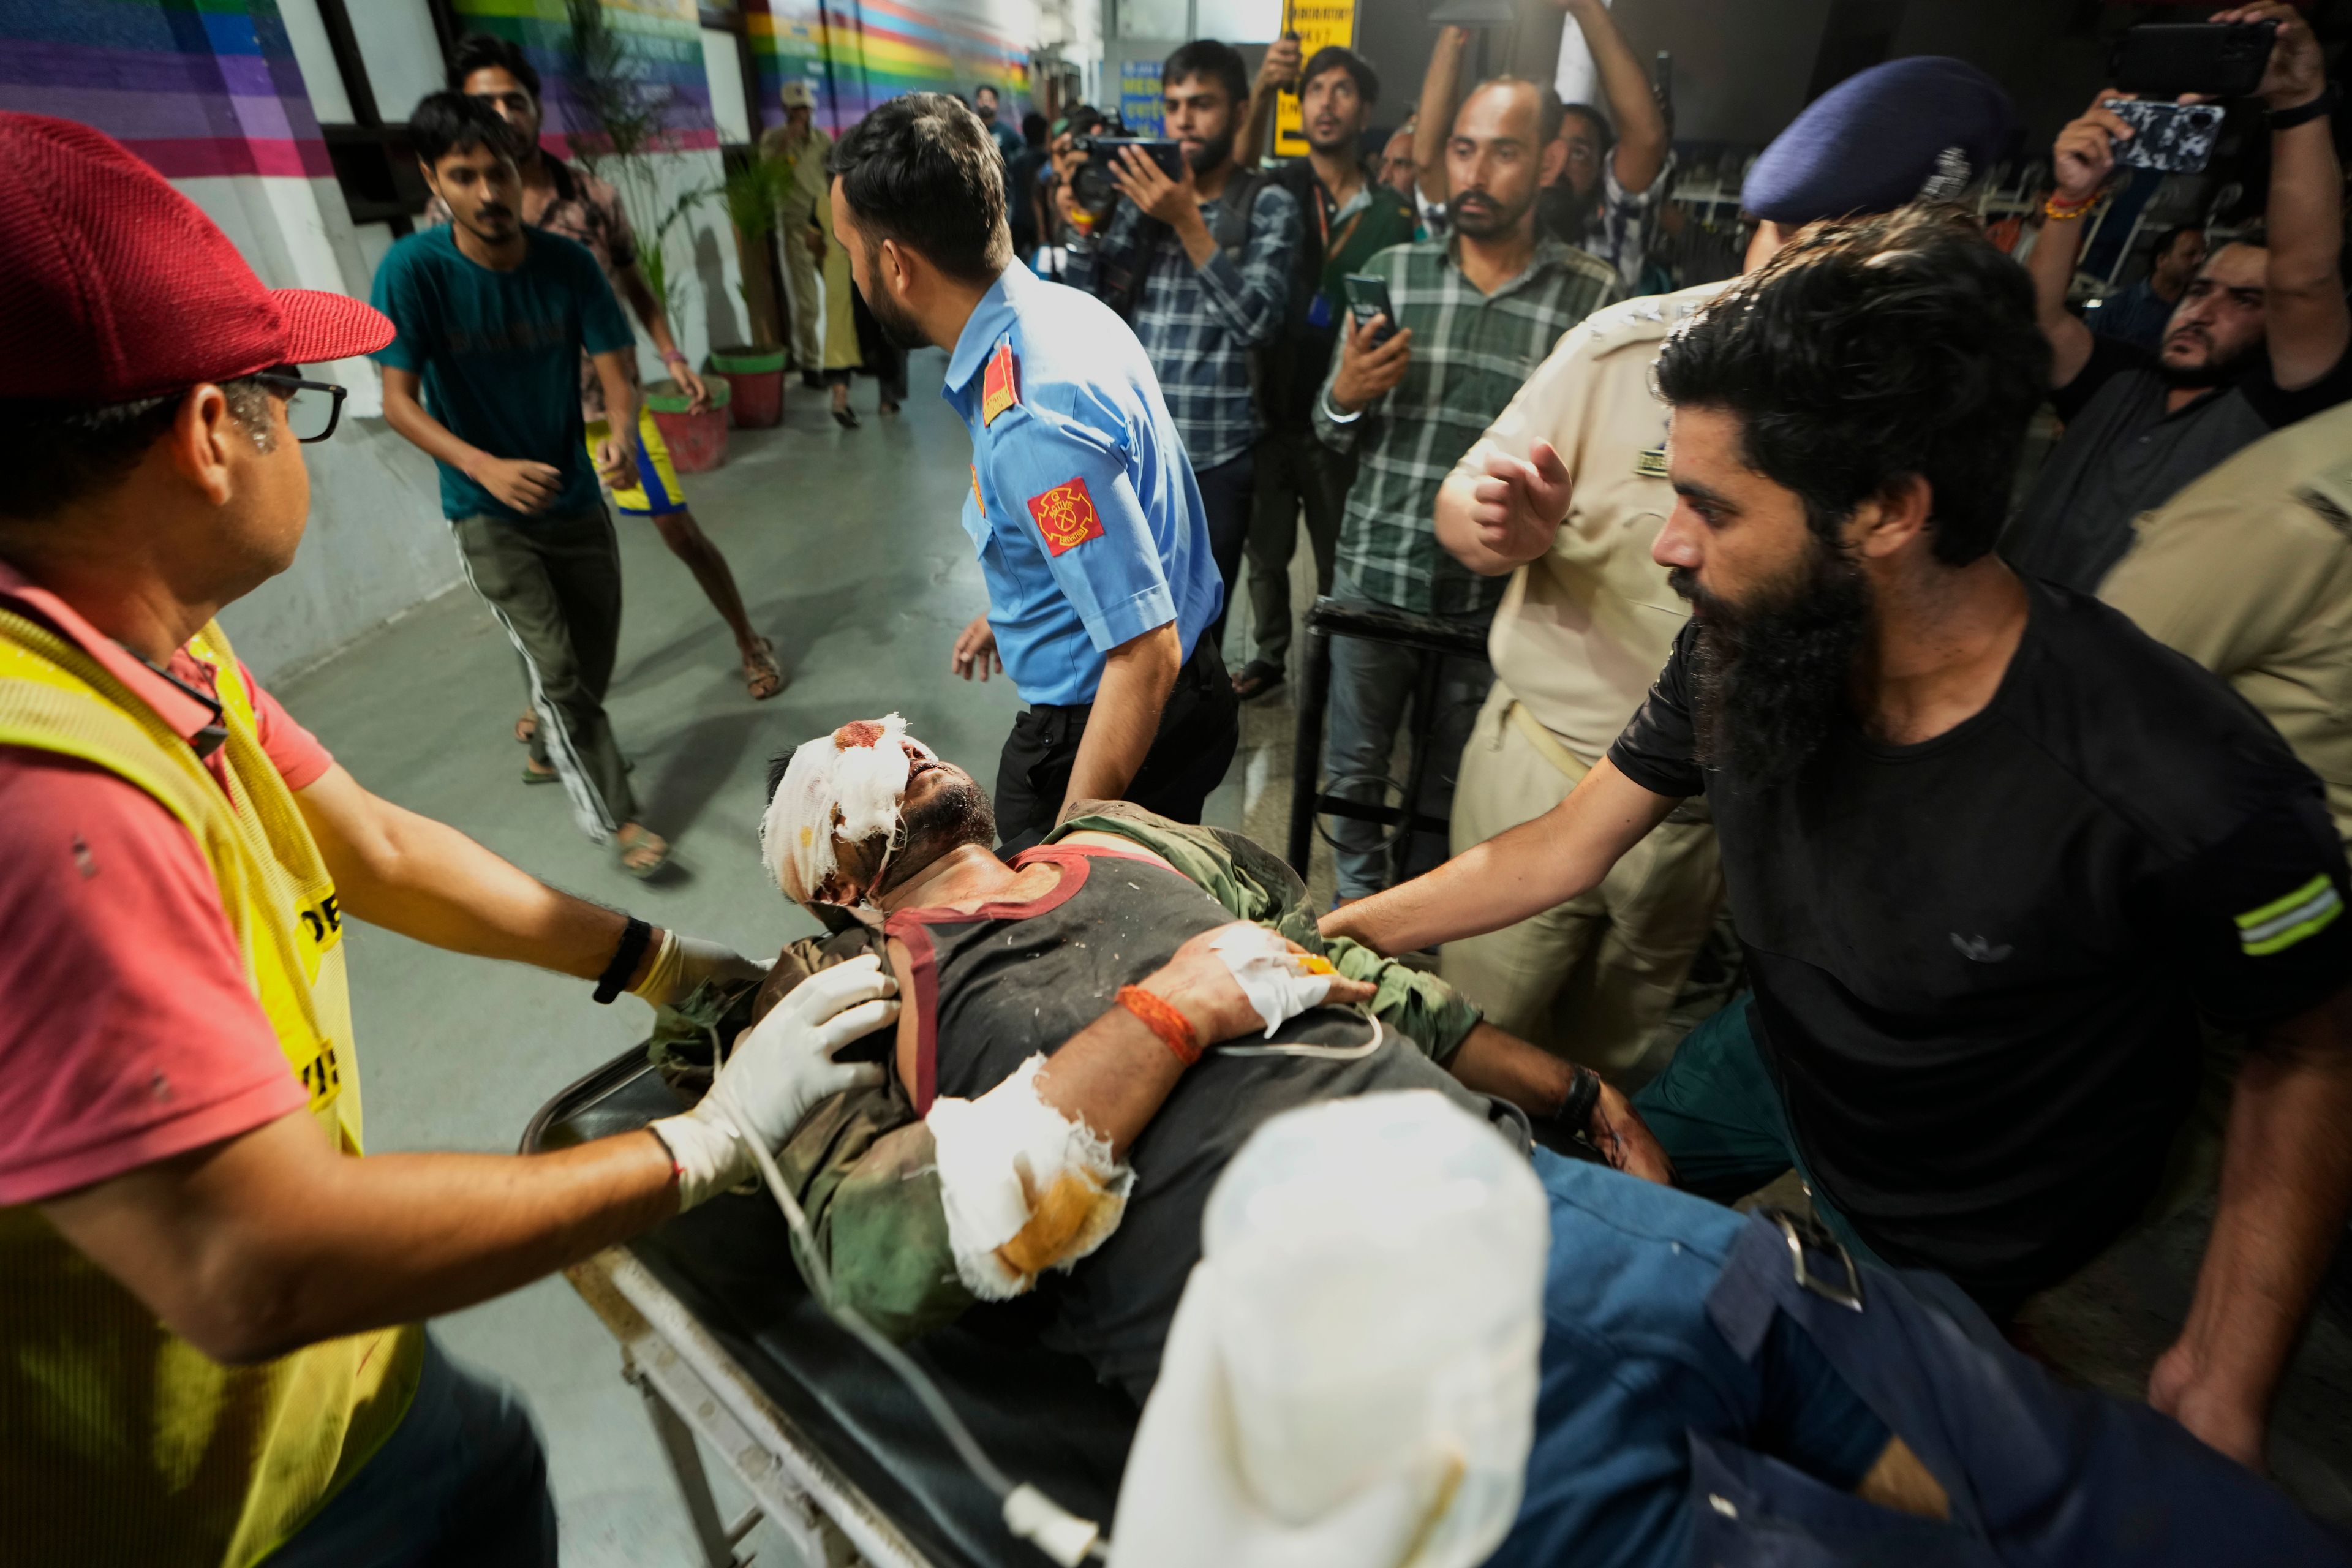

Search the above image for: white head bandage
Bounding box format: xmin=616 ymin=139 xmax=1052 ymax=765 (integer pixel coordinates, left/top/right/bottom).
xmin=760 ymin=715 xmax=937 ymax=906
xmin=1109 ymin=1092 xmax=1548 ymax=1568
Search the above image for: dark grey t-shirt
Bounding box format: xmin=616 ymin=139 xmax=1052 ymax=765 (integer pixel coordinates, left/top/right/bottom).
xmin=2002 ymin=336 xmax=2352 ymax=592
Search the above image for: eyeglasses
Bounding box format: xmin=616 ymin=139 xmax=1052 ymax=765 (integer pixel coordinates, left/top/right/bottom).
xmin=251 ymin=374 xmax=348 ymax=443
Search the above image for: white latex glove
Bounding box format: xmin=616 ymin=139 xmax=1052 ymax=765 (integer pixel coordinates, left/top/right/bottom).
xmin=626 ymin=927 xmax=772 ymax=1008
xmin=650 ymin=954 xmax=897 ymax=1208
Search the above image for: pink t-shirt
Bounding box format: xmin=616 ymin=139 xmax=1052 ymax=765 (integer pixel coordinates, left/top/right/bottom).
xmin=0 ymin=567 xmax=335 ymax=1205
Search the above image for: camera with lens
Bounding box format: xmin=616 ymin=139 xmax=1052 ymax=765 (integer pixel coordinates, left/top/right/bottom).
xmin=1067 ymin=117 xmax=1129 ymax=216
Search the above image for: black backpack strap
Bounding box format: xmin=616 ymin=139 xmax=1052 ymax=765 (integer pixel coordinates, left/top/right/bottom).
xmin=1214 ymin=169 xmax=1266 ymax=265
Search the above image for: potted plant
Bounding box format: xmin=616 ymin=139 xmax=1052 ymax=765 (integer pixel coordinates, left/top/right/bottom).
xmin=706 ymin=153 xmax=793 ymax=428
xmin=644 ymin=372 xmax=731 ymax=472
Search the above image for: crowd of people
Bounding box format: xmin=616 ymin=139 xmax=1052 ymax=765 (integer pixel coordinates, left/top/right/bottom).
xmin=4 ymin=1 xmax=2352 ymax=1564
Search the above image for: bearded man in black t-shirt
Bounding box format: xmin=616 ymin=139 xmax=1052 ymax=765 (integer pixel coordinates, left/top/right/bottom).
xmin=1325 ymin=204 xmax=2352 ymax=1472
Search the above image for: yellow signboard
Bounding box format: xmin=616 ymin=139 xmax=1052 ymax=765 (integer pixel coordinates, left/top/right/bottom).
xmin=1272 ymin=0 xmax=1359 ymax=160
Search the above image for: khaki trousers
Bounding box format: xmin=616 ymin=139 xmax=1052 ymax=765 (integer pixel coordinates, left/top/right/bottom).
xmin=1441 ymin=682 xmax=1724 ymax=1078
xmin=778 ymin=203 xmax=824 ymax=373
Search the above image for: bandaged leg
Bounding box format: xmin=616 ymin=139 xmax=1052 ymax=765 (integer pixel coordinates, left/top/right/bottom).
xmin=927 ymin=1056 xmax=1136 ymax=1300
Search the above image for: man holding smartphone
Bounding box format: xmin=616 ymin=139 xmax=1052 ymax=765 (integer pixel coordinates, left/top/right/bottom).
xmin=2004 ymin=1 xmax=2347 ymax=592
xmin=1227 ymin=38 xmax=1417 ymax=704
xmin=1064 ymin=40 xmax=1302 ymax=637
xmin=1310 ymin=76 xmax=1621 ymax=903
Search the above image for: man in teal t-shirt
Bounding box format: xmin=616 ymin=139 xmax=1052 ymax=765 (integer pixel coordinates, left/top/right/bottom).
xmin=375 ymin=92 xmax=669 ymax=875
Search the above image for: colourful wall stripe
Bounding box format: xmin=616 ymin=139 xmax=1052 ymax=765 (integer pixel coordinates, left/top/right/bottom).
xmin=448 ymin=0 xmax=720 ymax=157
xmin=0 ymin=0 xmax=333 ymax=179
xmin=745 ymin=0 xmax=1032 ymax=137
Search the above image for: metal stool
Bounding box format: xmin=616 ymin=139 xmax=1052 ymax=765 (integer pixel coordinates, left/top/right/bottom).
xmin=1286 ymin=596 xmax=1490 ymax=882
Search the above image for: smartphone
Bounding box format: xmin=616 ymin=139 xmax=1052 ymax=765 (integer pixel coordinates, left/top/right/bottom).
xmin=1085 ymin=136 xmax=1185 ymax=182
xmin=1342 ymin=273 xmax=1397 ymax=345
xmin=2105 ymin=99 xmax=2226 ymax=175
xmin=2109 ymin=21 xmax=2276 ymax=100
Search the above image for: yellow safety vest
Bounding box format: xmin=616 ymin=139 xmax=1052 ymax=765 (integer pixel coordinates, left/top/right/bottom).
xmin=0 ymin=609 xmax=421 ymax=1567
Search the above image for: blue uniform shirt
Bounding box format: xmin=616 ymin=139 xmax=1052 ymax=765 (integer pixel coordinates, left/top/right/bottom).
xmin=943 ymin=262 xmax=1221 ymax=707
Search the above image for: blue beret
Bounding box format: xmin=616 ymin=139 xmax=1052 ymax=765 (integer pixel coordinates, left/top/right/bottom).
xmin=1744 ymin=57 xmax=2012 ymax=224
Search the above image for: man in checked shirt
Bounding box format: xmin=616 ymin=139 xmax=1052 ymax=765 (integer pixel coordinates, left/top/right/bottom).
xmin=1065 ymin=40 xmax=1302 ymax=635
xmin=1313 ymin=76 xmax=1620 ymax=903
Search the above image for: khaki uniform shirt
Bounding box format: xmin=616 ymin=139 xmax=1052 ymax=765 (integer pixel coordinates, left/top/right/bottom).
xmin=2100 ymin=401 xmax=2352 ymax=847
xmin=758 ymin=123 xmax=833 ymax=229
xmin=1459 ymin=281 xmax=1726 ymax=764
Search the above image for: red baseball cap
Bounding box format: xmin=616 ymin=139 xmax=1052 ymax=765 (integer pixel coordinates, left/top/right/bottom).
xmin=0 ymin=113 xmax=395 ymax=404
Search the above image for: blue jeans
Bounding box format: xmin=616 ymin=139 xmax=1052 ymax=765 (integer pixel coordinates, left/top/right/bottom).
xmin=1322 ymin=573 xmax=1491 ymax=899
xmin=267 ymin=1333 xmax=556 ymax=1567
xmin=1631 ymin=998 xmax=1888 ymax=1273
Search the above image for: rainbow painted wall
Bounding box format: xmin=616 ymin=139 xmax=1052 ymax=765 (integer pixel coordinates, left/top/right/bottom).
xmin=746 ymin=0 xmax=1031 ymax=136
xmin=0 ymin=0 xmax=333 ymax=179
xmin=448 ymin=0 xmax=720 ymax=156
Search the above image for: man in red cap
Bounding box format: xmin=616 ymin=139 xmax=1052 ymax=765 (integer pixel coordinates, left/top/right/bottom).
xmin=0 ymin=114 xmax=901 ymax=1566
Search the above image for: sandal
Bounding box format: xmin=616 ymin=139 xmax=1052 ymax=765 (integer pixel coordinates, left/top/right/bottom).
xmin=831 ymin=407 xmax=860 ymax=429
xmin=1232 ymin=658 xmax=1286 ymax=703
xmin=617 ymin=823 xmax=672 ymax=880
xmin=742 ymin=636 xmax=786 ymax=701
xmin=514 ymin=711 xmax=537 ymax=745
xmin=522 ymin=760 xmax=560 ymax=785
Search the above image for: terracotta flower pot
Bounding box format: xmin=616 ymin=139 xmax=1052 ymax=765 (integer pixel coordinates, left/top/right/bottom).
xmin=708 ymin=344 xmax=786 ymax=429
xmin=644 ymin=376 xmax=730 ymax=473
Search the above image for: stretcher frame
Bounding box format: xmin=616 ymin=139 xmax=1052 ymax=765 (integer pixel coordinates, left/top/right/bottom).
xmin=564 ymin=1244 xmax=935 ymax=1568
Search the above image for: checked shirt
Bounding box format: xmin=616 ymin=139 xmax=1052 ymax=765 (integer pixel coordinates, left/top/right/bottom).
xmin=1066 ymin=181 xmax=1302 ymax=470
xmin=1314 ymin=236 xmax=1621 ymax=616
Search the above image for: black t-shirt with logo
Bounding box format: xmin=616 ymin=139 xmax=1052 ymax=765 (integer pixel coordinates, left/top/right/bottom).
xmin=1608 ymin=579 xmax=2352 ymax=1306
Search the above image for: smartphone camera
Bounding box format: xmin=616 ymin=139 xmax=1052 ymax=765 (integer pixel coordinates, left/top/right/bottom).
xmin=1068 ymin=119 xmax=1132 ymax=215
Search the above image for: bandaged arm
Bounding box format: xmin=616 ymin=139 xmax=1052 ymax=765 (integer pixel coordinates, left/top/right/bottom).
xmin=770 ymin=928 xmax=1291 ymax=1332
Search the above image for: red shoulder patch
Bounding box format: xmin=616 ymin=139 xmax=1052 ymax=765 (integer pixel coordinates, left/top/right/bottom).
xmin=981 ymin=340 xmax=1019 ymax=428
xmin=1025 ymin=475 xmax=1106 ymax=556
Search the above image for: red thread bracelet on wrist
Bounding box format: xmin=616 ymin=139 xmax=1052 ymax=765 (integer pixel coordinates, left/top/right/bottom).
xmin=1117 ymin=985 xmax=1202 ymax=1067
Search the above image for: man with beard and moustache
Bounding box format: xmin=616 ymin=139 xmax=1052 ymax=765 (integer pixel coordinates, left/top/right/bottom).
xmin=1433 ymin=58 xmax=2012 ymax=1082
xmin=1311 ymin=77 xmax=1621 ymax=903
xmin=827 ymin=95 xmax=1235 ymax=853
xmin=1064 ymin=40 xmax=1302 ymax=636
xmin=1228 ymin=39 xmax=1417 ymax=703
xmin=2003 ymin=2 xmax=2348 ymax=593
xmin=1329 ymin=206 xmax=2352 ymax=1470
xmin=1408 ymin=0 xmax=1667 ymax=293
xmin=374 ymin=93 xmax=674 ymax=876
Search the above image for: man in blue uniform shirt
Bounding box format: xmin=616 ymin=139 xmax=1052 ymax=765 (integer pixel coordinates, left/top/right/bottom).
xmin=828 ymin=93 xmax=1237 ymax=853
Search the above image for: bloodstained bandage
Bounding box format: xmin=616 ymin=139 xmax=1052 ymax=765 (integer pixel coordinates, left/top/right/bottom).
xmin=927 ymin=1055 xmax=1134 ymax=1299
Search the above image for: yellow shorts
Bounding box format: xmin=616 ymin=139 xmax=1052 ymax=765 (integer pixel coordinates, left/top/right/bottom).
xmin=586 ymin=405 xmax=687 ymax=516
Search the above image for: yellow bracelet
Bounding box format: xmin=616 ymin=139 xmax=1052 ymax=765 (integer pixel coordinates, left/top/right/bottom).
xmin=2042 ymin=194 xmax=2097 ymax=222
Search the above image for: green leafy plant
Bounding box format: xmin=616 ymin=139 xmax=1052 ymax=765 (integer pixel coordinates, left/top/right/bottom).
xmin=558 ymin=0 xmax=676 ymax=173
xmin=634 ymin=187 xmax=709 ymax=330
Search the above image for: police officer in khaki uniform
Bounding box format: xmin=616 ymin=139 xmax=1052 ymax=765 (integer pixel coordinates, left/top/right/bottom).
xmin=2101 ymin=400 xmax=2352 ymax=850
xmin=1428 ymin=59 xmax=2015 ymax=1079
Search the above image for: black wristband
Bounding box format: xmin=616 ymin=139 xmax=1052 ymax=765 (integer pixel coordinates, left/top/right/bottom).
xmin=594 ymin=916 xmax=654 ymax=1005
xmin=2269 ymin=82 xmax=2341 ymax=132
xmin=1557 ymin=1065 xmax=1602 ymax=1138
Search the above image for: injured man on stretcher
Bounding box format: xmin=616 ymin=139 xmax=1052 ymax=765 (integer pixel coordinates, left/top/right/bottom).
xmin=652 ymin=715 xmax=2346 ymax=1568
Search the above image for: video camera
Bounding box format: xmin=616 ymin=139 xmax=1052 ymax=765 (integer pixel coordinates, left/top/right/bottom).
xmin=1067 ymin=118 xmax=1186 ymax=215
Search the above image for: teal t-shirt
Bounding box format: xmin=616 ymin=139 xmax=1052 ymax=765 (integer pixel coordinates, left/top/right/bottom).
xmin=370 ymin=225 xmax=633 ymax=521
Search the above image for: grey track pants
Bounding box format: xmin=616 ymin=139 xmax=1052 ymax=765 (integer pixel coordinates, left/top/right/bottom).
xmin=451 ymin=507 xmax=638 ymax=840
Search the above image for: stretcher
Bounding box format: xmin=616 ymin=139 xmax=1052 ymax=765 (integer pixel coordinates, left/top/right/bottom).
xmin=524 ymin=1046 xmax=1139 ymax=1568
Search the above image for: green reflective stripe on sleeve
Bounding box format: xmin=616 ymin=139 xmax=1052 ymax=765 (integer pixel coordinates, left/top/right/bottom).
xmin=2235 ymin=874 xmax=2346 ymax=956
